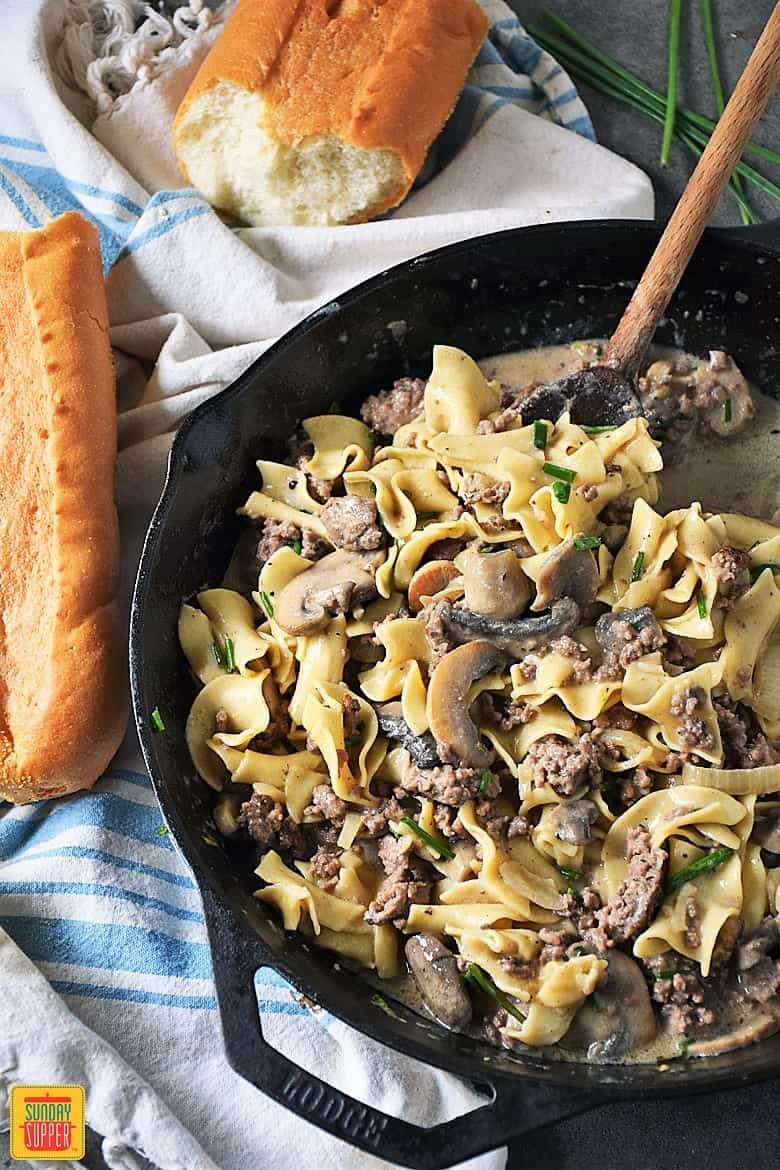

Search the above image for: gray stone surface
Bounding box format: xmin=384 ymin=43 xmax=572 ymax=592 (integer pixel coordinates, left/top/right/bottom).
xmin=501 ymin=3 xmax=778 ymax=1167
xmin=509 ymin=0 xmax=780 ymax=225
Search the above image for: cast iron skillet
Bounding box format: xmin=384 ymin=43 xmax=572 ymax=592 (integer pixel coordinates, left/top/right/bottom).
xmin=130 ymin=218 xmax=780 ymax=1169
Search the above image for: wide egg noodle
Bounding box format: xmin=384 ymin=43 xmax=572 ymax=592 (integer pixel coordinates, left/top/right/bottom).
xmin=289 ymin=615 xmax=347 ymax=726
xmin=424 ymin=344 xmax=500 ymax=434
xmin=301 ymin=681 xmax=381 ymax=804
xmin=302 ymin=415 xmax=374 ymax=479
xmin=722 ymin=568 xmax=780 ymax=702
xmin=185 ymin=672 xmax=272 ymax=789
xmin=621 ymin=656 xmax=724 ymax=764
xmin=358 ymin=618 xmax=434 ymax=702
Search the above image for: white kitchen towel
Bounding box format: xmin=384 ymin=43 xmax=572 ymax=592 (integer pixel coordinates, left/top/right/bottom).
xmin=0 ymin=2 xmax=655 ymax=1169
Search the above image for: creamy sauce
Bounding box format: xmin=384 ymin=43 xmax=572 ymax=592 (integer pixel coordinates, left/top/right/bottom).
xmin=373 ymin=343 xmax=780 ymax=1067
xmin=482 ymin=342 xmax=780 ymax=521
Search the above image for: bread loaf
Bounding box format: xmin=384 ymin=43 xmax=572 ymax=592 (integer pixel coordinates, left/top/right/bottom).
xmin=173 ymin=0 xmax=488 ymax=227
xmin=0 ymin=212 xmax=126 ymax=804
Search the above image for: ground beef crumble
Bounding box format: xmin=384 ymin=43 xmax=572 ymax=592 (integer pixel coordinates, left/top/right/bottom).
xmin=526 ymin=733 xmax=602 ymax=797
xmin=714 ymin=694 xmax=780 ymax=769
xmin=239 ymin=793 xmax=312 ymax=860
xmin=595 ymin=826 xmax=667 ymax=945
xmin=460 ymin=472 xmax=511 ymax=507
xmin=256 ymin=518 xmax=328 ymax=565
xmin=361 ymin=377 xmax=426 ymax=436
xmin=643 ymin=952 xmax=716 ymax=1034
xmin=417 ymin=599 xmax=455 ymax=661
xmin=363 ymin=833 xmax=434 ymax=927
xmin=670 ymin=684 xmax=716 ymax=755
xmin=309 ymin=844 xmax=342 ymax=892
xmin=320 ymin=494 xmax=384 ymax=551
xmin=480 ymin=692 xmax=536 ymax=730
xmin=595 ymin=609 xmax=667 ymax=680
xmin=304 ymin=784 xmax=348 ymax=824
xmin=398 ymin=762 xmax=499 ymax=806
xmin=711 ymin=545 xmax=751 ymax=608
xmin=618 ymin=766 xmax=655 ymax=809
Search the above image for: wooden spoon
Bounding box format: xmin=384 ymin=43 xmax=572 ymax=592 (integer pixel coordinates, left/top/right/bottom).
xmin=521 ymin=2 xmax=780 ymax=427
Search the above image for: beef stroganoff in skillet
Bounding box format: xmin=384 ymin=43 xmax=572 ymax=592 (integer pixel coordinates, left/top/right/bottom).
xmin=179 ymin=340 xmax=780 ymax=1063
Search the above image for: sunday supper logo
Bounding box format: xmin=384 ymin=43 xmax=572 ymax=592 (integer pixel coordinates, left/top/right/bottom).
xmin=9 ymin=1086 xmax=85 ymax=1161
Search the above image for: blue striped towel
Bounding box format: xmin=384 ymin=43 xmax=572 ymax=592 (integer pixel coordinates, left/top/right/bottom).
xmin=0 ymin=2 xmax=653 ymax=1168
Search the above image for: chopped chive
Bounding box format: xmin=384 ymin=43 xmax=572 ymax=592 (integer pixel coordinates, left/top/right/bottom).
xmin=224 ymin=636 xmax=236 ymax=673
xmin=696 ymin=592 xmax=708 ymax=620
xmin=631 ymin=551 xmax=646 ymax=582
xmin=661 ymin=0 xmax=683 ymax=167
xmin=478 ymin=544 xmax=503 ymax=555
xmin=750 ymin=562 xmax=780 ymax=582
xmin=463 ymin=963 xmax=526 ymax=1024
xmin=533 ymin=420 xmax=548 ymax=450
xmin=543 ymin=462 xmax=576 ymax=484
xmin=665 ymin=846 xmax=734 ymax=895
xmin=400 ymin=816 xmax=455 ymax=860
xmin=150 ymin=707 xmax=165 ymax=733
xmin=566 ymin=885 xmax=576 ymax=897
xmin=479 ymin=770 xmax=491 ymax=794
xmin=678 ymin=1035 xmax=692 ymax=1055
xmin=291 ymin=539 xmax=302 ymax=555
xmin=558 ymin=865 xmax=581 ymax=882
xmin=574 ymin=536 xmax=602 ymax=551
xmin=581 ymin=424 xmax=617 ymax=434
xmin=657 ymin=969 xmax=679 ymax=980
xmin=553 ymin=481 xmax=571 ymax=505
xmin=156 ymin=824 xmax=169 ymax=837
xmin=211 ymin=641 xmax=226 ymax=668
xmin=723 ymin=397 xmax=733 ymax=424
xmin=258 ymin=590 xmax=274 ymax=619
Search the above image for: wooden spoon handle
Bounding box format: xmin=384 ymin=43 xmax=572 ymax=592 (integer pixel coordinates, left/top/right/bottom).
xmin=604 ymin=2 xmax=780 ymax=379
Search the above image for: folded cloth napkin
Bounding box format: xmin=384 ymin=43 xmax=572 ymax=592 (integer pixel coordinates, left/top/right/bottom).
xmin=0 ymin=2 xmax=654 ymax=1168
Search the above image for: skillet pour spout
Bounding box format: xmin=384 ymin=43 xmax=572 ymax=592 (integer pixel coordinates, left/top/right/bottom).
xmin=131 ymin=217 xmax=780 ymax=1169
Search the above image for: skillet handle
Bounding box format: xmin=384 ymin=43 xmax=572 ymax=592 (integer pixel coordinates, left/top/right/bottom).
xmin=202 ymin=889 xmax=602 ymax=1170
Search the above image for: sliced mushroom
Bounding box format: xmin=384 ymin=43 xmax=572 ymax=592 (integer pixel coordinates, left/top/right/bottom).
xmin=531 ymin=540 xmax=599 ymax=612
xmin=274 ymin=548 xmax=385 ymax=635
xmin=753 ymin=810 xmax=780 ymax=854
xmin=443 ymin=597 xmax=580 ymax=658
xmin=427 ymin=640 xmax=505 ymax=768
xmin=518 ymin=366 xmax=643 ymax=428
xmin=376 ymin=702 xmax=442 ymax=769
xmin=686 ymin=1013 xmax=780 ymax=1057
xmin=405 ymin=933 xmax=473 ymax=1030
xmin=549 ymin=798 xmax=598 ymax=846
xmin=594 ymin=605 xmax=663 ymax=653
xmin=408 ymin=560 xmax=460 ymax=613
xmin=463 ymin=548 xmax=530 ymax=619
xmin=566 ymin=950 xmax=656 ymax=1060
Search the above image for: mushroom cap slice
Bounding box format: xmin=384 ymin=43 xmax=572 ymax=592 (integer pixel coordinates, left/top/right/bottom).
xmin=566 ymin=950 xmax=656 ymax=1060
xmin=376 ymin=702 xmax=441 ymax=769
xmin=530 ymin=540 xmax=599 ymax=613
xmin=408 ymin=560 xmax=460 ymax=613
xmin=463 ymin=548 xmax=530 ymax=620
xmin=405 ymin=933 xmax=473 ymax=1031
xmin=427 ymin=639 xmax=505 ymax=769
xmin=444 ymin=597 xmax=580 ymax=658
xmin=752 ymin=809 xmax=780 ymax=854
xmin=274 ymin=548 xmax=385 ymax=635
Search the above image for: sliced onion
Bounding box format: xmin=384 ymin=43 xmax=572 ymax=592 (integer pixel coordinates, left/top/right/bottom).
xmin=678 ymin=761 xmax=780 ymax=795
xmin=754 ymin=640 xmax=780 ymax=724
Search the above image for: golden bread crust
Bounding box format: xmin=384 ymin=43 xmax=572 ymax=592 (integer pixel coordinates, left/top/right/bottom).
xmin=174 ymin=0 xmax=488 ymax=218
xmin=0 ymin=212 xmax=127 ymax=804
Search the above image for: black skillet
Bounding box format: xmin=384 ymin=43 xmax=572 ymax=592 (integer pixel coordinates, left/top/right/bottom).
xmin=130 ymin=217 xmax=780 ymax=1169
